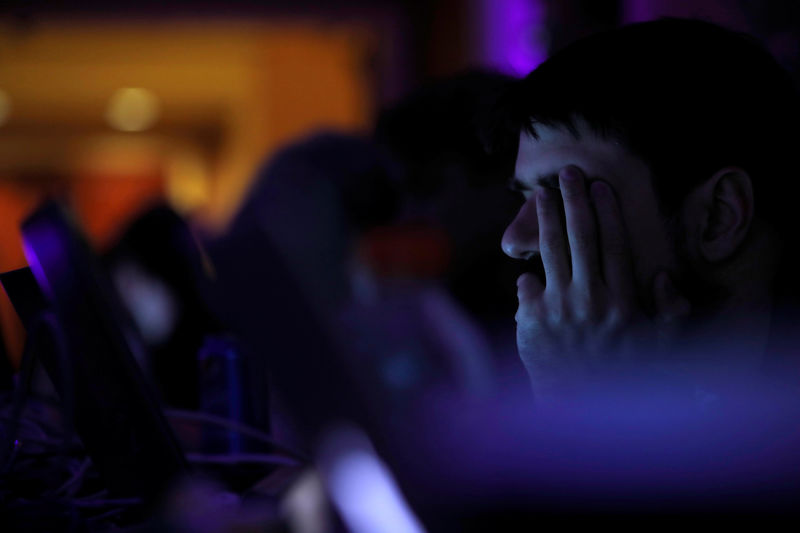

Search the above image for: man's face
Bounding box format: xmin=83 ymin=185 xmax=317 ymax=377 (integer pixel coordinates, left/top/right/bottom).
xmin=501 ymin=123 xmax=680 ymax=314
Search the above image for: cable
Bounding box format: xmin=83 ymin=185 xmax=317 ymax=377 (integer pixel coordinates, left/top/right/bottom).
xmin=86 ymin=506 xmax=127 ymax=525
xmin=50 ymin=457 xmax=92 ymax=498
xmin=0 ymin=310 xmax=74 ymax=475
xmin=185 ymin=452 xmax=300 ymax=467
xmin=0 ymin=324 xmax=39 ymax=475
xmin=164 ymin=408 xmax=309 ymax=462
xmin=36 ymin=312 xmax=74 ymax=453
xmin=71 ymin=498 xmax=142 ymax=508
xmin=75 ymin=489 xmax=109 ymax=501
xmin=0 ymin=414 xmax=49 ymax=442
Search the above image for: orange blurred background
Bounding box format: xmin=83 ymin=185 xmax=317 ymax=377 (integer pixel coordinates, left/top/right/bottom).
xmin=0 ymin=18 xmax=380 ymax=363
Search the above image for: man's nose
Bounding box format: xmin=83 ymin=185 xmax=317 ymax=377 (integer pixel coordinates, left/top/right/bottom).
xmin=502 ymin=197 xmax=539 ymax=260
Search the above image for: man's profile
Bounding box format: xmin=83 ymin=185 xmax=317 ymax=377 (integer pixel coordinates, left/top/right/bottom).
xmin=491 ymin=18 xmax=800 ymax=401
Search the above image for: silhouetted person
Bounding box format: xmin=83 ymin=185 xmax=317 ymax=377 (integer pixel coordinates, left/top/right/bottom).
xmin=492 ymin=19 xmax=800 ymax=403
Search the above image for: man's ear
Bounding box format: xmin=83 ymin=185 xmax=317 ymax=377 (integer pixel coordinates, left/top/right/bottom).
xmin=685 ymin=167 xmax=754 ymax=263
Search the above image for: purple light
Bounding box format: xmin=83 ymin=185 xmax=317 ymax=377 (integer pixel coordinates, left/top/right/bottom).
xmin=22 ymin=231 xmax=57 ymax=302
xmin=622 ymin=0 xmax=654 ymax=23
xmin=476 ymin=0 xmax=547 ymax=77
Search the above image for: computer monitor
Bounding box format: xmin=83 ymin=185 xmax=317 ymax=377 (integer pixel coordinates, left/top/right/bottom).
xmin=20 ymin=201 xmax=187 ymax=501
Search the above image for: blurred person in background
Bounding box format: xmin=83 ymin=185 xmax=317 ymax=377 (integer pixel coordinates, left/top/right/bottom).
xmin=374 ymin=70 xmax=522 ymax=368
xmin=493 ymin=18 xmax=800 ymax=404
xmin=105 ymin=204 xmax=221 ymax=410
xmin=210 ymin=132 xmax=494 ymax=448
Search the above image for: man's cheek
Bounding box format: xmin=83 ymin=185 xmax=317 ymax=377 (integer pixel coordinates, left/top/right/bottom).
xmin=626 ymin=224 xmax=676 ymax=315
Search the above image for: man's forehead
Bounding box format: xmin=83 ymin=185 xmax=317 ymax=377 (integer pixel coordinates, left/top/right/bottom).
xmin=514 ymin=126 xmax=646 ymax=190
xmin=516 ymin=127 xmax=605 ymax=173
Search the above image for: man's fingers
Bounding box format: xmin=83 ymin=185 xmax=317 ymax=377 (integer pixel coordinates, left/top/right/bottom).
xmin=536 ymin=188 xmax=570 ymax=289
xmin=559 ymin=166 xmax=599 ymax=287
xmin=590 ymin=180 xmax=635 ymax=301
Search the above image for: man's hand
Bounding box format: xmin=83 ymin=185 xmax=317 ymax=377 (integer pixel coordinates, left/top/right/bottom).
xmin=515 ymin=166 xmax=690 ymax=401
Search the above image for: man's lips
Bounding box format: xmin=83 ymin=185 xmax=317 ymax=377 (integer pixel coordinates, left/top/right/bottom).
xmin=516 ymin=257 xmax=545 ymax=288
xmin=516 ymin=272 xmax=545 ymax=300
xmin=515 ymin=254 xmax=545 ymax=301
xmin=517 ymin=272 xmax=536 ymax=287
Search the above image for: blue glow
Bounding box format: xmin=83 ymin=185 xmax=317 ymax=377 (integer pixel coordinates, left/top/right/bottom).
xmin=320 ymin=425 xmax=426 ymax=533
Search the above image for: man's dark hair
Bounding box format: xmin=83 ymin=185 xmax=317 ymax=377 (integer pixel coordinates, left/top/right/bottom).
xmin=492 ymin=18 xmax=800 ymax=225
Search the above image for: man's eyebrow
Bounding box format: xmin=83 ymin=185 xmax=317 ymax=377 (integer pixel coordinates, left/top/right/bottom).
xmin=508 ymin=172 xmax=561 ymax=191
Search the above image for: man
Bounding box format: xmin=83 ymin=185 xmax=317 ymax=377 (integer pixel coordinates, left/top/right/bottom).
xmin=494 ymin=18 xmax=800 ymax=402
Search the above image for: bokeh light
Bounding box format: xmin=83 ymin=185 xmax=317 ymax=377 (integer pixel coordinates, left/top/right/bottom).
xmin=105 ymin=88 xmax=161 ymax=132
